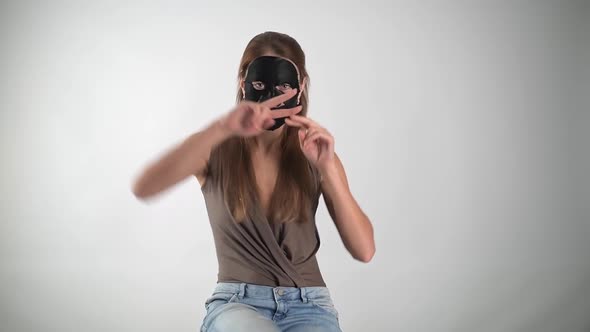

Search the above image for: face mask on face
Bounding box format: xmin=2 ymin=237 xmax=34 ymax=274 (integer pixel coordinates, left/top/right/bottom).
xmin=243 ymin=56 xmax=301 ymax=131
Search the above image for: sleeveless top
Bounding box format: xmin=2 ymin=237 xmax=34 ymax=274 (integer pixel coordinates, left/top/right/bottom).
xmin=200 ymin=156 xmax=327 ymax=288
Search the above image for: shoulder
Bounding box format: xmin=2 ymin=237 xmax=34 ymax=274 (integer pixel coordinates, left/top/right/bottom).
xmin=193 ymin=139 xmax=224 ymax=190
xmin=196 ymin=137 xmax=243 ymax=190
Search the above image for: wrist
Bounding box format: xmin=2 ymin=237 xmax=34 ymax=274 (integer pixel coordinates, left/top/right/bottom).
xmin=318 ymin=161 xmax=339 ymax=182
xmin=214 ymin=116 xmax=234 ymax=139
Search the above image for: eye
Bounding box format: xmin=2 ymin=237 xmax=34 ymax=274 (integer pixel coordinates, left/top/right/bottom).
xmin=252 ymin=81 xmax=265 ymax=90
xmin=276 ymin=83 xmax=293 ymax=92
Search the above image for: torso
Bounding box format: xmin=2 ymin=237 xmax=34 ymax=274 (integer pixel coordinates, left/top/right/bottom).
xmin=250 ymin=149 xmax=280 ymax=217
xmin=196 ymin=148 xmax=280 ymax=218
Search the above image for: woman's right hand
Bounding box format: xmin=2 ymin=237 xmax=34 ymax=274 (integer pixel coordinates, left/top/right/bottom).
xmin=218 ymin=89 xmax=302 ymax=137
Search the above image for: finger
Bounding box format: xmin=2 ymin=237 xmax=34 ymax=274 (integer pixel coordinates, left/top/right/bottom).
xmin=254 ymin=116 xmax=270 ymax=131
xmin=262 ymin=117 xmax=276 ymax=129
xmin=254 ymin=105 xmax=276 ymax=126
xmin=304 ymin=130 xmax=333 ymax=147
xmin=260 ymin=89 xmax=298 ymax=108
xmin=270 ymin=105 xmax=302 ymax=119
xmin=249 ymin=107 xmax=265 ymax=131
xmin=287 ymin=114 xmax=319 ymax=128
xmin=258 ymin=108 xmax=276 ymax=128
xmin=284 ymin=117 xmax=306 ymax=128
xmin=302 ymin=128 xmax=320 ymax=146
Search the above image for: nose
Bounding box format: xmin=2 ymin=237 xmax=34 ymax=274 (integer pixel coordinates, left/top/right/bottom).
xmin=261 ymin=86 xmax=284 ymax=104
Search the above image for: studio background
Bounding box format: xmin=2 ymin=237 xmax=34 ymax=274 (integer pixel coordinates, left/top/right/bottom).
xmin=1 ymin=1 xmax=588 ymax=331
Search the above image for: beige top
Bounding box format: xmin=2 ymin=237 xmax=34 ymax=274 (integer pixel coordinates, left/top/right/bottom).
xmin=200 ymin=157 xmax=326 ymax=288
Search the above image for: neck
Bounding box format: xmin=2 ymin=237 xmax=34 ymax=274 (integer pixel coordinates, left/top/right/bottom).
xmin=249 ymin=126 xmax=284 ymax=156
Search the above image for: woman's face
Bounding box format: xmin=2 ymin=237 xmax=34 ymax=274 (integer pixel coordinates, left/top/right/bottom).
xmin=242 ymin=55 xmax=302 ymax=131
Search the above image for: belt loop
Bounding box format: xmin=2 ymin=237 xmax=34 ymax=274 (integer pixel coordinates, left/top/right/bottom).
xmin=300 ymin=287 xmax=308 ymax=303
xmin=238 ymin=283 xmax=246 ymax=299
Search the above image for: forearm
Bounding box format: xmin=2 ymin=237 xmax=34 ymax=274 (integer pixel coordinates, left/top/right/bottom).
xmin=132 ymin=118 xmax=232 ymax=199
xmin=320 ymin=165 xmax=375 ymax=262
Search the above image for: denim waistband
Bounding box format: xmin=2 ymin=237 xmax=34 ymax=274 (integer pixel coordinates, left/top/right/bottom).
xmin=213 ymin=282 xmax=332 ymax=303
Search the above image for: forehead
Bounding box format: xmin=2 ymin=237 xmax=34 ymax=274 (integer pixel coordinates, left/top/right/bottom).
xmin=244 ymin=56 xmax=300 ymax=80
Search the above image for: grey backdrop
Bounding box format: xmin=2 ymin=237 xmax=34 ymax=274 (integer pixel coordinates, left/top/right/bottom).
xmin=1 ymin=1 xmax=588 ymax=331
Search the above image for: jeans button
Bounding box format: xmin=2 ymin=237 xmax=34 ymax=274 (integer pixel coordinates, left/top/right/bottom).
xmin=277 ymin=289 xmax=284 ymax=296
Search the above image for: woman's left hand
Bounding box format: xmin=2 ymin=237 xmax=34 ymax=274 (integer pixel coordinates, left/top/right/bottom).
xmin=284 ymin=114 xmax=336 ymax=173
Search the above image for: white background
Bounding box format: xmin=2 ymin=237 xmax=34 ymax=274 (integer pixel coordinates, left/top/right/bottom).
xmin=1 ymin=1 xmax=588 ymax=331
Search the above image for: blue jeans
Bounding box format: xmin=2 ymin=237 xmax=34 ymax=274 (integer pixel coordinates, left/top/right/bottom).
xmin=200 ymin=282 xmax=342 ymax=332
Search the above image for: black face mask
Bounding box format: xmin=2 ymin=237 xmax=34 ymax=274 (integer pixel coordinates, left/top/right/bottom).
xmin=243 ymin=56 xmax=300 ymax=131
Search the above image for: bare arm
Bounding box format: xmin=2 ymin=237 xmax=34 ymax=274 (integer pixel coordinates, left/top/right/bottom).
xmin=321 ymin=153 xmax=375 ymax=263
xmin=131 ymin=90 xmax=302 ymax=201
xmin=131 ymin=119 xmax=232 ymax=200
xmin=283 ymin=114 xmax=375 ymax=262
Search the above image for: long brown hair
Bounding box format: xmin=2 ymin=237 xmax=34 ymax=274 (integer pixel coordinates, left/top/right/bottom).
xmin=206 ymin=31 xmax=320 ymax=224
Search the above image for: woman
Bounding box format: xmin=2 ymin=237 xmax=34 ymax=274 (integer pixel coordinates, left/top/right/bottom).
xmin=132 ymin=31 xmax=375 ymax=332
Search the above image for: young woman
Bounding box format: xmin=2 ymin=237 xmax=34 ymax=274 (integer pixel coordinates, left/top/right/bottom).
xmin=132 ymin=31 xmax=375 ymax=332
